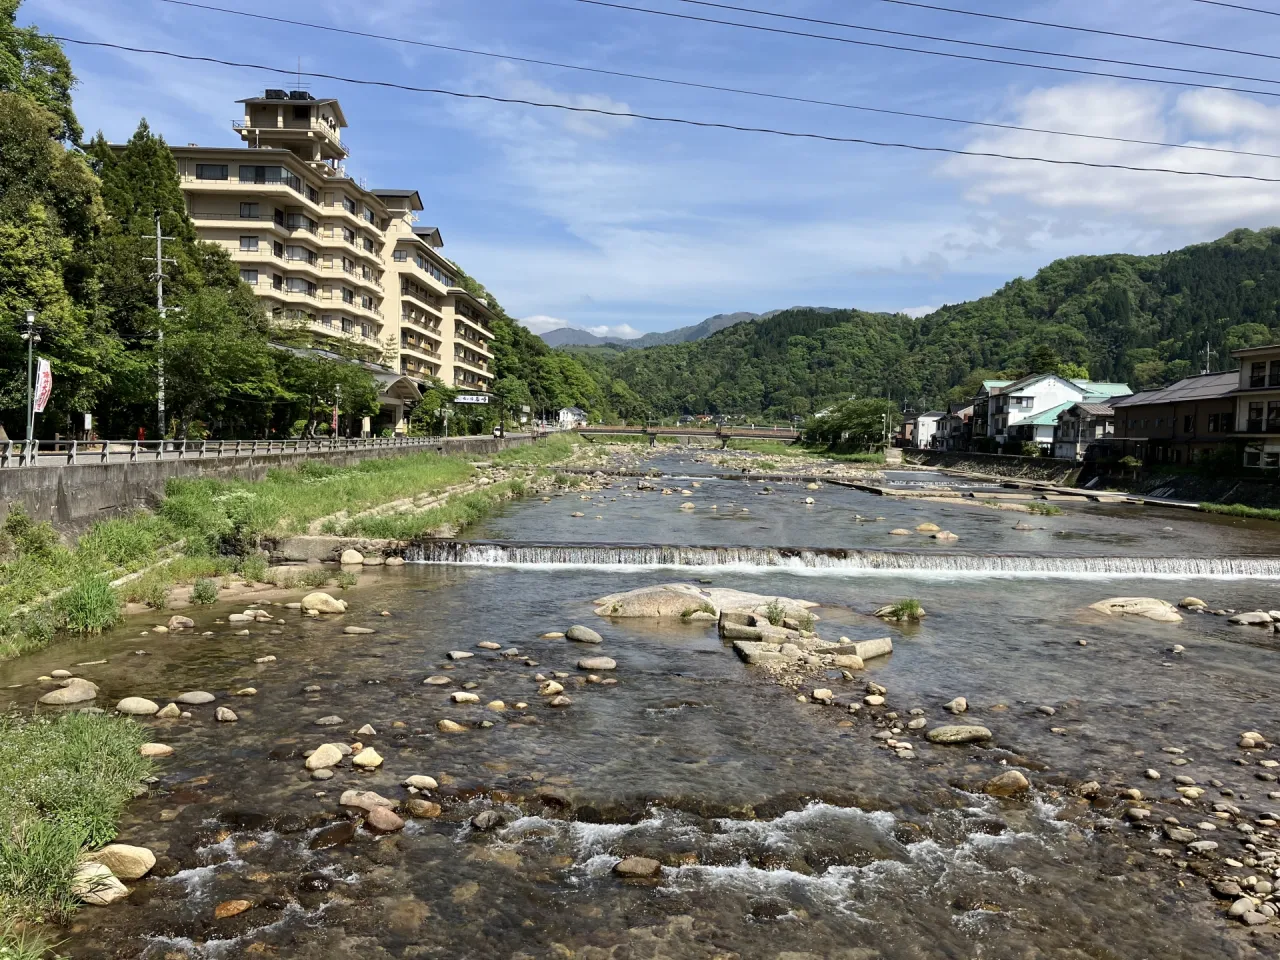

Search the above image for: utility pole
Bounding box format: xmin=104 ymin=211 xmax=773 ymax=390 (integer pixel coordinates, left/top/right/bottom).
xmin=1201 ymin=341 xmax=1216 ymax=376
xmin=143 ymin=213 xmax=177 ymax=439
xmin=21 ymin=310 xmax=39 ymax=465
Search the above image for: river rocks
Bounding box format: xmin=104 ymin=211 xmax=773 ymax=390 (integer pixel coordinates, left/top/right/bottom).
xmin=477 ymin=641 xmax=502 ymax=650
xmin=406 ymin=798 xmax=442 ymax=818
xmin=932 ymin=531 xmax=959 ymax=542
xmin=177 ymin=691 xmax=215 ymax=705
xmin=363 ymin=806 xmax=404 ymax=832
xmin=927 ymin=725 xmax=992 ymax=744
xmin=984 ymin=770 xmax=1029 ymax=797
xmin=1166 ymin=826 xmax=1198 ymax=843
xmin=88 ymin=844 xmax=155 ymax=880
xmin=167 ymin=615 xmax=195 ymax=631
xmin=340 ymin=549 xmax=365 ymax=565
xmin=403 ymin=775 xmax=438 ymax=791
xmin=732 ymin=641 xmax=789 ymax=665
xmin=1240 ymin=731 xmax=1267 ymax=749
xmin=215 ymin=707 xmax=238 ymax=722
xmin=116 ymin=697 xmax=160 ymax=716
xmin=830 ymin=654 xmax=865 ymax=670
xmin=50 ymin=669 xmax=71 ymax=678
xmin=944 ymin=697 xmax=968 ymax=714
xmin=309 ymin=821 xmax=358 ymax=850
xmin=156 ymin=703 xmax=181 ymax=719
xmin=1229 ymin=611 xmax=1273 ymax=626
xmin=566 ymin=625 xmax=604 ymax=644
xmin=227 ymin=613 xmax=253 ymax=623
xmin=301 ymin=592 xmax=348 ymax=614
xmin=614 ymin=856 xmax=662 ymax=878
xmin=578 ymin=657 xmax=617 ymax=671
xmin=254 ymin=655 xmax=277 ymax=664
xmin=139 ymin=743 xmax=173 ymax=758
xmin=214 ymin=899 xmax=253 ymax=920
xmin=1179 ymin=597 xmax=1208 ymax=609
xmin=448 ymin=651 xmax=474 ymax=660
xmin=472 ymin=810 xmax=505 ymax=831
xmin=848 ymin=636 xmax=893 ymax=661
xmin=549 ymin=695 xmax=573 ymax=707
xmin=437 ymin=719 xmax=467 ymax=733
xmin=1087 ymin=597 xmax=1182 ymax=623
xmin=1013 ymin=522 xmax=1035 ymax=531
xmin=340 ymin=789 xmax=395 ymax=811
xmin=314 ymin=715 xmax=344 ymax=726
xmin=72 ymin=862 xmax=128 ymax=905
xmin=1188 ymin=840 xmax=1219 ymax=854
xmin=355 ymin=723 xmax=376 ymax=736
xmin=915 ymin=522 xmax=940 ymax=533
xmin=352 ymin=747 xmax=383 ymax=769
xmin=39 ymin=679 xmax=98 ymax=705
xmin=451 ymin=692 xmax=481 ymax=704
xmin=874 ymin=604 xmax=926 ymax=622
xmin=864 ymin=695 xmax=885 ymax=706
xmin=593 ymin=583 xmax=818 ymax=621
xmin=889 ymin=528 xmax=912 ymax=536
xmin=306 ymin=744 xmax=343 ymax=770
xmin=424 ymin=676 xmax=451 ymax=685
xmin=812 ymin=688 xmax=835 ymax=704
xmin=539 ymin=680 xmax=565 ymax=695
xmin=343 ymin=626 xmax=375 ymax=635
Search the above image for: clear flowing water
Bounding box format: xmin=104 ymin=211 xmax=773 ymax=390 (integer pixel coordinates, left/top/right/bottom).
xmin=7 ymin=453 xmax=1280 ymax=959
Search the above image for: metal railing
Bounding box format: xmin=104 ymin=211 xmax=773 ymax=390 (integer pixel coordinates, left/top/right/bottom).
xmin=0 ymin=435 xmax=521 ymax=469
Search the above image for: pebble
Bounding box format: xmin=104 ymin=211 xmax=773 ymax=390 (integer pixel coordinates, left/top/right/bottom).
xmin=614 ymin=856 xmax=663 ymax=878
xmin=944 ymin=697 xmax=968 ymax=714
xmin=215 ymin=707 xmax=238 ymax=722
xmin=139 ymin=743 xmax=174 ymax=758
xmin=403 ymin=775 xmax=438 ymax=791
xmin=176 ymin=691 xmax=215 ymax=705
xmin=448 ymin=651 xmax=474 ymax=660
xmin=352 ymin=747 xmax=383 ymax=769
xmin=343 ymin=626 xmax=375 ymax=635
xmin=451 ymin=692 xmax=481 ymax=704
xmin=437 ymin=719 xmax=467 ymax=733
xmin=156 ymin=703 xmax=180 ymax=719
xmin=234 ymin=688 xmax=257 ymax=696
xmin=254 ymin=656 xmax=277 ymax=663
xmin=314 ymin=716 xmax=344 ymax=726
xmin=1145 ymin=769 xmax=1161 ymax=780
xmin=423 ymin=676 xmax=451 ymax=685
xmin=116 ymin=697 xmax=160 ymax=716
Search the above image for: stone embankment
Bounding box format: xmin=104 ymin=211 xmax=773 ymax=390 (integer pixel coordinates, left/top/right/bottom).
xmin=905 ymin=450 xmax=1081 ymax=484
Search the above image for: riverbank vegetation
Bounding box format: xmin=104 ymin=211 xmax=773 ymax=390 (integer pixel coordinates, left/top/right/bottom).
xmin=0 ymin=436 xmax=581 ymax=661
xmin=0 ymin=713 xmax=151 ymax=931
xmin=1200 ymin=502 xmax=1280 ymax=522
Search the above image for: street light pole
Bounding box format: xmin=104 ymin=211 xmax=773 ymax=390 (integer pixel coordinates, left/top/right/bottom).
xmin=21 ymin=310 xmax=38 ymax=465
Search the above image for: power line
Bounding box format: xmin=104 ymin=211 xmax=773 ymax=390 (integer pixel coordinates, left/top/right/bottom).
xmin=662 ymin=0 xmax=1280 ymax=87
xmin=859 ymin=0 xmax=1280 ymax=63
xmin=51 ymin=35 xmax=1280 ymax=182
xmin=571 ymin=0 xmax=1280 ymax=99
xmin=1190 ymin=0 xmax=1280 ymax=14
xmin=149 ymin=0 xmax=1280 ymax=162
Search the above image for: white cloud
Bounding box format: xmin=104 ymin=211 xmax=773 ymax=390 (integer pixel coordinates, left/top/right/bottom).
xmin=519 ymin=315 xmax=572 ymax=335
xmin=585 ymin=324 xmax=642 ymax=339
xmin=899 ymin=305 xmax=940 ymax=318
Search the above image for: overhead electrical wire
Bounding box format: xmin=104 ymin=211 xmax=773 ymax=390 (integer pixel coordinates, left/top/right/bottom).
xmin=859 ymin=0 xmax=1280 ymax=63
xmin=660 ymin=0 xmax=1280 ymax=87
xmin=149 ymin=0 xmax=1280 ymax=162
xmin=50 ymin=36 xmax=1280 ymax=183
xmin=1189 ymin=0 xmax=1280 ymax=14
xmin=571 ymin=0 xmax=1280 ymax=98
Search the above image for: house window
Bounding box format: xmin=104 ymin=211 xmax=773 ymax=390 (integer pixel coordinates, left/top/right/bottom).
xmin=240 ymin=202 xmax=259 ymax=218
xmin=1246 ymin=450 xmax=1262 ymax=467
xmin=195 ymin=163 xmax=228 ymax=180
xmin=239 ymin=235 xmax=258 ymax=251
xmin=293 ymin=105 xmax=310 ymax=121
xmin=1267 ymin=452 xmax=1280 ymax=469
xmin=1183 ymin=415 xmax=1192 ymax=432
xmin=1252 ymin=361 xmax=1267 ymax=388
xmin=1268 ymin=401 xmax=1280 ymax=429
xmin=239 ymin=269 xmax=258 ymax=284
xmin=394 ymin=250 xmax=407 ymax=262
xmin=1270 ymin=362 xmax=1280 ymax=387
xmin=1208 ymin=413 xmax=1219 ymax=432
xmin=272 ymin=274 xmax=283 ymax=290
xmin=1249 ymin=401 xmax=1264 ymax=431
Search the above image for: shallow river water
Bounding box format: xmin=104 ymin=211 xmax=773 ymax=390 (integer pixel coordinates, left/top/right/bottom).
xmin=6 ymin=457 xmax=1280 ymax=959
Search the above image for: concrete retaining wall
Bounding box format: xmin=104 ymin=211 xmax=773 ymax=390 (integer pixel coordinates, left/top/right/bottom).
xmin=0 ymin=435 xmax=532 ymax=533
xmin=905 ymin=450 xmax=1082 ymax=484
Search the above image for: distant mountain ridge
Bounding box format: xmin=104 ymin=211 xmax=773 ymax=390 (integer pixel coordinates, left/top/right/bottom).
xmin=537 ymin=308 xmax=839 ymax=348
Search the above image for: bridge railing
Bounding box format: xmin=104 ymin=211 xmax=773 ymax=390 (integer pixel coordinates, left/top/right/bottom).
xmin=0 ymin=434 xmax=528 ymax=469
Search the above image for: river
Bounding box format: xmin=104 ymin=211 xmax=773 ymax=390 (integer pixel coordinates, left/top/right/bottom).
xmin=5 ymin=449 xmax=1279 ymax=958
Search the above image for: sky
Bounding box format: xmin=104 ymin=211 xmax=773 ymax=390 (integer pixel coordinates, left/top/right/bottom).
xmin=22 ymin=0 xmax=1280 ymax=338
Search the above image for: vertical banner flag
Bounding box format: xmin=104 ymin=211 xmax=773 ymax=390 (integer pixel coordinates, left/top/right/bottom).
xmin=33 ymin=358 xmax=52 ymax=413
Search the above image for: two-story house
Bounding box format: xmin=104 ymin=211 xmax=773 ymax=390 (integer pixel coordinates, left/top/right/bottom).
xmin=911 ymin=411 xmax=945 ymax=448
xmin=1053 ymin=402 xmax=1116 ymax=460
xmin=1109 ymin=371 xmax=1237 ymax=465
xmin=936 ymin=403 xmax=973 ymax=451
xmin=1229 ymin=344 xmax=1280 ymax=468
xmin=985 ymin=374 xmax=1131 ymax=449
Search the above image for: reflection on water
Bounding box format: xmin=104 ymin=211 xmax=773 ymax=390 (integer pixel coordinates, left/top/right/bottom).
xmin=7 ymin=451 xmax=1278 ymax=958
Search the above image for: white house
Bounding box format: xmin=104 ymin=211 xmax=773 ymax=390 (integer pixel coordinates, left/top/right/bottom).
xmin=986 ymin=374 xmax=1130 ymax=447
xmin=912 ymin=411 xmax=945 ymax=448
xmin=558 ymin=406 xmax=588 ymax=429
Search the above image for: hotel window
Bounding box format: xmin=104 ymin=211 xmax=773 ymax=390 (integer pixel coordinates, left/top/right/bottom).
xmin=308 ymin=186 xmax=320 ymax=204
xmin=1267 ymin=452 xmax=1280 ymax=469
xmin=1270 ymin=361 xmax=1280 ymax=387
xmin=1252 ymin=361 xmax=1267 ymax=388
xmin=394 ymin=250 xmax=408 ymax=261
xmin=320 ymin=314 xmax=334 ymax=328
xmin=342 ymin=228 xmax=355 ymax=245
xmin=239 ymin=235 xmax=258 ymax=251
xmin=1208 ymin=414 xmax=1219 ymax=432
xmin=342 ymin=288 xmax=354 ymax=304
xmin=239 ymin=269 xmax=258 ymax=284
xmin=195 ymin=163 xmax=228 ymax=180
xmin=1249 ymin=402 xmax=1264 ymax=429
xmin=343 ymin=197 xmax=357 ymax=214
xmin=272 ymin=241 xmax=284 ymax=258
xmin=1246 ymin=450 xmax=1262 ymax=467
xmin=1183 ymin=415 xmax=1192 ymax=432
xmin=1269 ymin=401 xmax=1280 ymax=428
xmin=240 ymin=202 xmax=259 ymax=218
xmin=272 ymin=274 xmax=283 ymax=291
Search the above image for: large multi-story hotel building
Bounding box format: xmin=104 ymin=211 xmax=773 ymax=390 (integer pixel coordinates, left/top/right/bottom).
xmin=164 ymin=89 xmax=494 ymax=431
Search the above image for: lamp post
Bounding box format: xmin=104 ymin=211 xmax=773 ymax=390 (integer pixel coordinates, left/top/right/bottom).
xmin=21 ymin=310 xmax=39 ymax=465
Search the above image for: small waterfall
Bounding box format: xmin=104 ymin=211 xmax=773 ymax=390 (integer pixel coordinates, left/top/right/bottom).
xmin=405 ymin=540 xmax=1280 ymax=579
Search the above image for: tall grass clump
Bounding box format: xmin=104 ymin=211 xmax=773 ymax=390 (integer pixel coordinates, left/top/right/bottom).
xmin=883 ymin=598 xmax=924 ymax=622
xmin=1026 ymin=502 xmax=1063 ymax=516
xmin=764 ymin=598 xmax=786 ymax=626
xmin=1201 ymin=502 xmax=1280 ymax=522
xmin=190 ymin=578 xmax=218 ymax=605
xmin=54 ymin=577 xmax=120 ymax=635
xmin=0 ymin=713 xmax=151 ymax=924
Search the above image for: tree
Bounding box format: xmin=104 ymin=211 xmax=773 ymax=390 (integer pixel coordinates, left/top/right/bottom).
xmin=1027 ymin=344 xmax=1060 ymax=374
xmin=491 ymin=375 xmax=531 ymax=429
xmin=276 ymin=348 xmax=379 ymax=438
xmin=0 ymin=0 xmax=79 ymax=143
xmin=804 ymin=397 xmax=895 ymax=449
xmin=158 ymin=286 xmax=276 ymax=438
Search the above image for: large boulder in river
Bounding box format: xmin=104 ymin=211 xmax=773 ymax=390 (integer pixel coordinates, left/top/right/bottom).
xmin=302 ymin=592 xmax=347 ymax=614
xmin=1088 ymin=597 xmax=1182 ymax=623
xmin=594 ymin=584 xmax=817 ymax=621
xmin=39 ymin=679 xmax=98 ymax=705
xmin=566 ymin=625 xmax=603 ymax=644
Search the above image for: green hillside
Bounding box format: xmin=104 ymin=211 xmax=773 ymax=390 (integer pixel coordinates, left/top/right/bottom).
xmin=579 ymin=228 xmax=1280 ymax=420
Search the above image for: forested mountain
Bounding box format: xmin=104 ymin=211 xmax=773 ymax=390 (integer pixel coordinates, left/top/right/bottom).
xmin=538 ymin=308 xmax=840 ymax=349
xmin=576 ymin=229 xmax=1280 ymax=420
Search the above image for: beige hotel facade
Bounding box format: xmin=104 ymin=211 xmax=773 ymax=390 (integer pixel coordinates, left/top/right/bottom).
xmin=163 ymin=89 xmax=494 ymax=431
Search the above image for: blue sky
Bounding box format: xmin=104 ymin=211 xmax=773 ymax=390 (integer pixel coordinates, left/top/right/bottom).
xmin=23 ymin=0 xmax=1280 ymax=337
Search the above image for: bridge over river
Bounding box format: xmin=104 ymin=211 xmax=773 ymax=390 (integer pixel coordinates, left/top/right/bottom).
xmin=576 ymin=424 xmax=801 ymax=447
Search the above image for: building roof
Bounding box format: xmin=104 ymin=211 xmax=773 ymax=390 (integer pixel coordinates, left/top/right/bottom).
xmin=239 ymin=91 xmax=348 ymax=127
xmin=1074 ymin=380 xmax=1133 ymax=398
xmin=1020 ymin=401 xmax=1074 ymax=426
xmin=1068 ymin=402 xmax=1115 ymax=417
xmin=1111 ymin=371 xmax=1237 ymax=407
xmin=413 ymin=226 xmax=444 ymax=248
xmin=1231 ymin=343 xmax=1280 ymax=359
xmin=919 ymin=410 xmax=946 ymax=419
xmin=372 ymin=189 xmax=423 ymax=211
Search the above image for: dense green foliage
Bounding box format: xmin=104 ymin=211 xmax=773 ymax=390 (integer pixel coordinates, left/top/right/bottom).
xmin=578 ymin=228 xmax=1280 ymax=418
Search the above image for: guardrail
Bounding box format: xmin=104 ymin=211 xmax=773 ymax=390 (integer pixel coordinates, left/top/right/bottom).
xmin=0 ymin=434 xmax=529 ymax=469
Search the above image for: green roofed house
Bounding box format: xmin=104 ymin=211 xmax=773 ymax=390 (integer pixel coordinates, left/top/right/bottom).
xmin=982 ymin=373 xmax=1132 ymax=451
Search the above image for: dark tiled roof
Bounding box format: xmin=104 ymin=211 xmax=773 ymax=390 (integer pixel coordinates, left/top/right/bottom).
xmin=1111 ymin=371 xmax=1237 ymax=407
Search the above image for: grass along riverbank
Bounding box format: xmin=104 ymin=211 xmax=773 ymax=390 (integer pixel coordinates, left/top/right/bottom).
xmin=1200 ymin=502 xmax=1280 ymax=522
xmin=0 ymin=712 xmax=152 ymax=944
xmin=0 ymin=436 xmax=582 ymax=661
